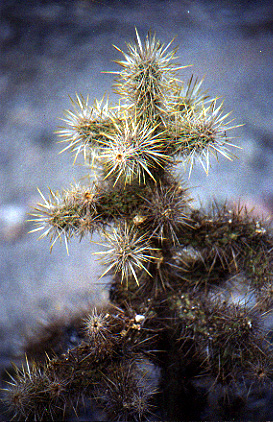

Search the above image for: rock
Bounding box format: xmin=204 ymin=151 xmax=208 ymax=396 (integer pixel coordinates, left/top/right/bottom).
xmin=0 ymin=204 xmax=27 ymax=241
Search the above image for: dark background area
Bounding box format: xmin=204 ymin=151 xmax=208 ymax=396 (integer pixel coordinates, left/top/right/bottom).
xmin=0 ymin=0 xmax=273 ymax=404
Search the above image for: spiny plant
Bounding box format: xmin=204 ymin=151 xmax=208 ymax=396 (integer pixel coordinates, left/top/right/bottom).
xmin=3 ymin=29 xmax=273 ymax=421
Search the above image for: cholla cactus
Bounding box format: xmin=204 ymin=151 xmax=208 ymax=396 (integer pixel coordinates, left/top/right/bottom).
xmin=4 ymin=29 xmax=273 ymax=421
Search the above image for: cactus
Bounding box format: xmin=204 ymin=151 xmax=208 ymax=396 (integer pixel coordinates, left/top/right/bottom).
xmin=3 ymin=29 xmax=273 ymax=421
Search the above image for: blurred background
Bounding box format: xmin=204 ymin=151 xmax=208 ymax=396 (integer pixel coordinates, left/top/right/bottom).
xmin=0 ymin=0 xmax=273 ymax=389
